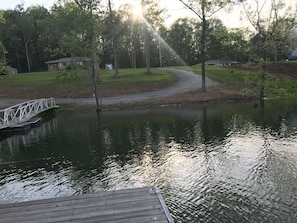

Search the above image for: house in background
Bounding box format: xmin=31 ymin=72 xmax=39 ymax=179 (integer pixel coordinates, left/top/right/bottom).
xmin=196 ymin=59 xmax=240 ymax=66
xmin=45 ymin=57 xmax=90 ymax=71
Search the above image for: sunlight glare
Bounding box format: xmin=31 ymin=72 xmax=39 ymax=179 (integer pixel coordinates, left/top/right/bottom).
xmin=142 ymin=18 xmax=188 ymax=66
xmin=132 ymin=5 xmax=142 ymax=18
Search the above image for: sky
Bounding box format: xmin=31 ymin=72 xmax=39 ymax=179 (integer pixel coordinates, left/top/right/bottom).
xmin=0 ymin=0 xmax=258 ymax=29
xmin=0 ymin=0 xmax=56 ymax=10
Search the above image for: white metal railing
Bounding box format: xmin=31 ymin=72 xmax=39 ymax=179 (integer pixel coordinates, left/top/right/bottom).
xmin=0 ymin=98 xmax=57 ymax=129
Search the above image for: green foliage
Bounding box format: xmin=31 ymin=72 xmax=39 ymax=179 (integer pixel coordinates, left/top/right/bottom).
xmin=188 ymin=65 xmax=297 ymax=99
xmin=50 ymin=2 xmax=93 ymax=58
xmin=242 ymin=0 xmax=297 ymax=62
xmin=0 ymin=0 xmax=295 ymax=74
xmin=0 ymin=11 xmax=5 ymax=24
xmin=207 ymin=20 xmax=249 ymax=62
xmin=165 ymin=17 xmax=200 ymax=66
xmin=142 ymin=0 xmax=166 ymax=30
xmin=56 ymin=70 xmax=79 ymax=83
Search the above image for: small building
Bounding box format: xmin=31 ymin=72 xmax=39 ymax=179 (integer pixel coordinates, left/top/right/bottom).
xmin=105 ymin=63 xmax=113 ymax=70
xmin=45 ymin=57 xmax=90 ymax=71
xmin=196 ymin=59 xmax=240 ymax=66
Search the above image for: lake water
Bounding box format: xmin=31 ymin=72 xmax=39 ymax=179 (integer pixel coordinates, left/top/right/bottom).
xmin=0 ymin=101 xmax=297 ymax=222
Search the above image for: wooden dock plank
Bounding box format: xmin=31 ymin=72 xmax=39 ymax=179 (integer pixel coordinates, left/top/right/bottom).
xmin=0 ymin=191 xmax=159 ymax=215
xmin=0 ymin=186 xmax=174 ymax=223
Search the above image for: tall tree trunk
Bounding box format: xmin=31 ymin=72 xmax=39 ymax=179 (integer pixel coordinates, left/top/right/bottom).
xmin=260 ymin=63 xmax=265 ymax=110
xmin=274 ymin=44 xmax=277 ymax=62
xmin=16 ymin=50 xmax=21 ymax=72
xmin=131 ymin=47 xmax=136 ymax=68
xmin=24 ymin=40 xmax=31 ymax=72
xmin=142 ymin=0 xmax=151 ymax=74
xmin=260 ymin=71 xmax=265 ymax=105
xmin=201 ymin=13 xmax=207 ymax=92
xmin=131 ymin=35 xmax=137 ymax=68
xmin=108 ymin=0 xmax=119 ymax=78
xmin=89 ymin=3 xmax=101 ymax=112
xmin=158 ymin=39 xmax=162 ymax=67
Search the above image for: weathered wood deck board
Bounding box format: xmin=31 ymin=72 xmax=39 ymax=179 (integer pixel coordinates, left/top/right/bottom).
xmin=0 ymin=186 xmax=174 ymax=223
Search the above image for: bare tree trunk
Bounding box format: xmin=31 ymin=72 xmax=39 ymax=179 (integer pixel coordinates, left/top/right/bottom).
xmin=142 ymin=0 xmax=151 ymax=74
xmin=108 ymin=0 xmax=119 ymax=78
xmin=91 ymin=55 xmax=101 ymax=111
xmin=89 ymin=3 xmax=101 ymax=112
xmin=201 ymin=13 xmax=207 ymax=92
xmin=274 ymin=44 xmax=277 ymax=62
xmin=260 ymin=72 xmax=265 ymax=101
xmin=259 ymin=62 xmax=265 ymax=109
xmin=16 ymin=51 xmax=21 ymax=72
xmin=158 ymin=38 xmax=162 ymax=67
xmin=178 ymin=0 xmax=232 ymax=92
xmin=131 ymin=48 xmax=136 ymax=68
xmin=24 ymin=40 xmax=31 ymax=72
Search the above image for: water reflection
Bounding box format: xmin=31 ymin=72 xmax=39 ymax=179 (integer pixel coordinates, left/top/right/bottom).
xmin=0 ymin=101 xmax=297 ymax=222
xmin=0 ymin=117 xmax=58 ymax=163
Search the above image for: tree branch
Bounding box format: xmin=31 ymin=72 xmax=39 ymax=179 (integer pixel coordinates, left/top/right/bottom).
xmin=179 ymin=0 xmax=203 ymax=20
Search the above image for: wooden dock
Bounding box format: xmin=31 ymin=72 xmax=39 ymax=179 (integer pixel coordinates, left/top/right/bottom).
xmin=0 ymin=98 xmax=58 ymax=132
xmin=0 ymin=186 xmax=174 ymax=223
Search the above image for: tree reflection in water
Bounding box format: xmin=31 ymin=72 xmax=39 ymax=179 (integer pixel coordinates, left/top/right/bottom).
xmin=0 ymin=101 xmax=297 ymax=222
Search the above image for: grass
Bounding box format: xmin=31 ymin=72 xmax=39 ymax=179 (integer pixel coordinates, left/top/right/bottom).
xmin=102 ymin=68 xmax=178 ymax=84
xmin=1 ymin=65 xmax=296 ymax=100
xmin=0 ymin=68 xmax=178 ymax=87
xmin=186 ymin=65 xmax=297 ymax=99
xmin=0 ymin=68 xmax=179 ymax=98
xmin=0 ymin=71 xmax=58 ymax=86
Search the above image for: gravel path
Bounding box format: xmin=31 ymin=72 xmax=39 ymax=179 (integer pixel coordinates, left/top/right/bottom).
xmin=0 ymin=69 xmax=218 ymax=107
xmin=57 ymin=68 xmax=218 ymax=105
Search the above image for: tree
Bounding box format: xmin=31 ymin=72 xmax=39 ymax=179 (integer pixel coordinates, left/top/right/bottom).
xmin=17 ymin=12 xmax=35 ymax=72
xmin=117 ymin=3 xmax=144 ymax=68
xmin=0 ymin=11 xmax=5 ymax=63
xmin=207 ymin=19 xmax=249 ymax=62
xmin=141 ymin=0 xmax=151 ymax=74
xmin=107 ymin=0 xmax=119 ymax=78
xmin=1 ymin=9 xmax=22 ymax=71
xmin=50 ymin=2 xmax=91 ymax=58
xmin=179 ymin=0 xmax=234 ymax=92
xmin=240 ymin=0 xmax=297 ymax=104
xmin=0 ymin=11 xmax=10 ymax=74
xmin=75 ymin=0 xmax=102 ymax=111
xmin=141 ymin=0 xmax=166 ymax=73
xmin=26 ymin=6 xmax=50 ymax=71
xmin=227 ymin=28 xmax=249 ymax=62
xmin=1 ymin=5 xmax=50 ymax=72
xmin=166 ymin=17 xmax=200 ymax=65
xmin=241 ymin=0 xmax=297 ymax=62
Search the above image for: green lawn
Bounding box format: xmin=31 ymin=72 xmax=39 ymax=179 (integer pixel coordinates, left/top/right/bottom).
xmin=0 ymin=68 xmax=178 ymax=87
xmin=188 ymin=65 xmax=297 ymax=99
xmin=1 ymin=66 xmax=296 ymax=100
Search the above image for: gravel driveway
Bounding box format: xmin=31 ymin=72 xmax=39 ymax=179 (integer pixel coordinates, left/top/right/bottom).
xmin=0 ymin=69 xmax=218 ymax=107
xmin=57 ymin=68 xmax=218 ymax=105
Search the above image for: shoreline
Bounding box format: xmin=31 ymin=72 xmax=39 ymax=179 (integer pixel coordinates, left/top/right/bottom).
xmin=56 ymin=84 xmax=256 ymax=112
xmin=0 ymin=84 xmax=255 ymax=112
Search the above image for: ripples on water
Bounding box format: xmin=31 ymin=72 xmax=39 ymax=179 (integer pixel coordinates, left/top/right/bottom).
xmin=0 ymin=103 xmax=297 ymax=222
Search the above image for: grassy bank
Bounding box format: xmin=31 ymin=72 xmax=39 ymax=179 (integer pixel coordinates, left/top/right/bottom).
xmin=0 ymin=68 xmax=178 ymax=98
xmin=0 ymin=68 xmax=177 ymax=86
xmin=1 ymin=65 xmax=296 ymax=101
xmin=185 ymin=65 xmax=297 ymax=99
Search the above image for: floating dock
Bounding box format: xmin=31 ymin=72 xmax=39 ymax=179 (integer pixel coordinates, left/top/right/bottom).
xmin=0 ymin=98 xmax=58 ymax=132
xmin=0 ymin=186 xmax=174 ymax=223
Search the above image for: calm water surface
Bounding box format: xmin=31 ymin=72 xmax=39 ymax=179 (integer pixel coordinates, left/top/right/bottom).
xmin=0 ymin=101 xmax=297 ymax=222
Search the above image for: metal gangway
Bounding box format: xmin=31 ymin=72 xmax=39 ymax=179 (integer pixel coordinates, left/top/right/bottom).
xmin=0 ymin=98 xmax=58 ymax=130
